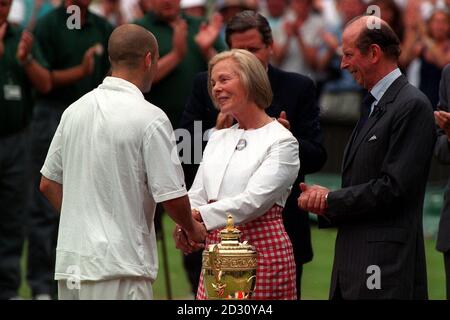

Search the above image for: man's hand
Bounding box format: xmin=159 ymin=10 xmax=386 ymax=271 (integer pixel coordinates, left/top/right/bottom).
xmin=0 ymin=22 xmax=8 ymax=58
xmin=171 ymin=18 xmax=188 ymax=60
xmin=283 ymin=21 xmax=296 ymax=38
xmin=173 ymin=224 xmax=193 ymax=253
xmin=297 ymin=182 xmax=329 ymax=215
xmin=16 ymin=30 xmax=34 ymax=65
xmin=173 ymin=220 xmax=206 ymax=254
xmin=82 ymin=45 xmax=97 ymax=76
xmin=194 ymin=13 xmax=222 ymax=53
xmin=186 ymin=219 xmax=207 ymax=243
xmin=321 ymin=30 xmax=339 ymax=52
xmin=215 ymin=112 xmax=234 ymax=129
xmin=277 ymin=111 xmax=290 ymax=130
xmin=435 ymin=110 xmax=450 ymax=142
xmin=173 ymin=209 xmax=206 ymax=254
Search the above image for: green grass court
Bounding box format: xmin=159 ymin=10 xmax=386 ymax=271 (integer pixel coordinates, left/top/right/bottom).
xmin=18 ymin=215 xmax=447 ymax=300
xmin=151 ymin=217 xmax=446 ymax=300
xmin=18 ymin=174 xmax=447 ymax=300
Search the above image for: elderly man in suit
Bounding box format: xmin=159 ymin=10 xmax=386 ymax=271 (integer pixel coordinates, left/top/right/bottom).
xmin=435 ymin=63 xmax=450 ymax=300
xmin=298 ymin=15 xmax=436 ymax=299
xmin=179 ymin=10 xmax=327 ymax=299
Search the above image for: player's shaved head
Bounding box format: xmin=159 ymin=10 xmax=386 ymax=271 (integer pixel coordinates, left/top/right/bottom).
xmin=108 ymin=24 xmax=158 ymax=70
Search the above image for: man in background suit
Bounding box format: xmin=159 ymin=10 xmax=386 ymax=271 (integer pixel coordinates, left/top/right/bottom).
xmin=179 ymin=10 xmax=327 ymax=298
xmin=299 ymin=16 xmax=436 ymax=299
xmin=434 ymin=63 xmax=450 ymax=300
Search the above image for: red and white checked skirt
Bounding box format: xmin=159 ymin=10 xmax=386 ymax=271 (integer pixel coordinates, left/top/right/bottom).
xmin=196 ymin=205 xmax=297 ymax=300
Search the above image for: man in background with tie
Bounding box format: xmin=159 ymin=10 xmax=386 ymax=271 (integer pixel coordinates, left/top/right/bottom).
xmin=298 ymin=15 xmax=436 ymax=299
xmin=434 ymin=63 xmax=450 ymax=300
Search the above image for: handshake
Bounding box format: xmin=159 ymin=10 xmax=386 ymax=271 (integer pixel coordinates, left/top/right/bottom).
xmin=172 ymin=181 xmax=333 ymax=256
xmin=173 ymin=208 xmax=207 ymax=254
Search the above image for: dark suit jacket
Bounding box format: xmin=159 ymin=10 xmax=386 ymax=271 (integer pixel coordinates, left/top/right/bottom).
xmin=436 ymin=64 xmax=450 ymax=253
xmin=180 ymin=64 xmax=327 ymax=265
xmin=325 ymin=75 xmax=436 ymax=299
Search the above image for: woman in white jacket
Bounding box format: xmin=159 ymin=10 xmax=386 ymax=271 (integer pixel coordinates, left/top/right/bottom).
xmin=175 ymin=49 xmax=300 ymax=300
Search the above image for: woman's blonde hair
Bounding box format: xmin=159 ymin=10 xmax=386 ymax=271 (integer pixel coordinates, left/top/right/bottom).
xmin=207 ymin=49 xmax=273 ymax=110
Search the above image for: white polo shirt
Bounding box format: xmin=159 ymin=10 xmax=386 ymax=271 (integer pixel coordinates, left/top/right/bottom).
xmin=41 ymin=77 xmax=187 ymax=282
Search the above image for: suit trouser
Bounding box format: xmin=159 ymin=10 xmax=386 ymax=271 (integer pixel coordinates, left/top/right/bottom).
xmin=58 ymin=277 xmax=153 ymax=300
xmin=445 ymin=251 xmax=450 ymax=300
xmin=27 ymin=103 xmax=64 ymax=297
xmin=0 ymin=129 xmax=30 ymax=299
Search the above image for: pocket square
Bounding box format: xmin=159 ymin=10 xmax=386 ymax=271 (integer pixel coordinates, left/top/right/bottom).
xmin=368 ymin=135 xmax=377 ymax=142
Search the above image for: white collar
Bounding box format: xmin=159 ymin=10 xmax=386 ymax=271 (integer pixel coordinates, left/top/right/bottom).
xmin=99 ymin=76 xmax=144 ymax=98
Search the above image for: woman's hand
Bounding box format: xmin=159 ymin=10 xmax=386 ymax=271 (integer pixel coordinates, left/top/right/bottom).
xmin=215 ymin=112 xmax=234 ymax=129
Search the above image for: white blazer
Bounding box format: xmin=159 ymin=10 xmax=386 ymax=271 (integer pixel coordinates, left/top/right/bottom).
xmin=189 ymin=121 xmax=300 ymax=231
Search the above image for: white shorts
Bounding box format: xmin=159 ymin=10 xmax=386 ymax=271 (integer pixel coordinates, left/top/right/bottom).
xmin=58 ymin=277 xmax=153 ymax=300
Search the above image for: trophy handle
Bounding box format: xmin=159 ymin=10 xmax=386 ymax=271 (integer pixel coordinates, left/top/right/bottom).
xmin=209 ymin=244 xmax=226 ymax=297
xmin=245 ymin=275 xmax=257 ymax=298
xmin=209 ymin=245 xmax=220 ymax=280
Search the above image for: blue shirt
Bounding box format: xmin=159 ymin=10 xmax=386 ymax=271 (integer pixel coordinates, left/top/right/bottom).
xmin=369 ymin=68 xmax=402 ymax=115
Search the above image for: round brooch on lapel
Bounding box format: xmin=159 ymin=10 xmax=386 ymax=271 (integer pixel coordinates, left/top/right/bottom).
xmin=236 ymin=139 xmax=247 ymax=151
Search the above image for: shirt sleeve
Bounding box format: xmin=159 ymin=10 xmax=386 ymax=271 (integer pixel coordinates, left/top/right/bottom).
xmin=199 ymin=136 xmax=300 ymax=231
xmin=40 ymin=118 xmax=64 ymax=184
xmin=143 ymin=116 xmax=187 ymax=203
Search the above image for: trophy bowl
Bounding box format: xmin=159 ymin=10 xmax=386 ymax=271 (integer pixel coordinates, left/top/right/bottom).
xmin=202 ymin=215 xmax=257 ymax=299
